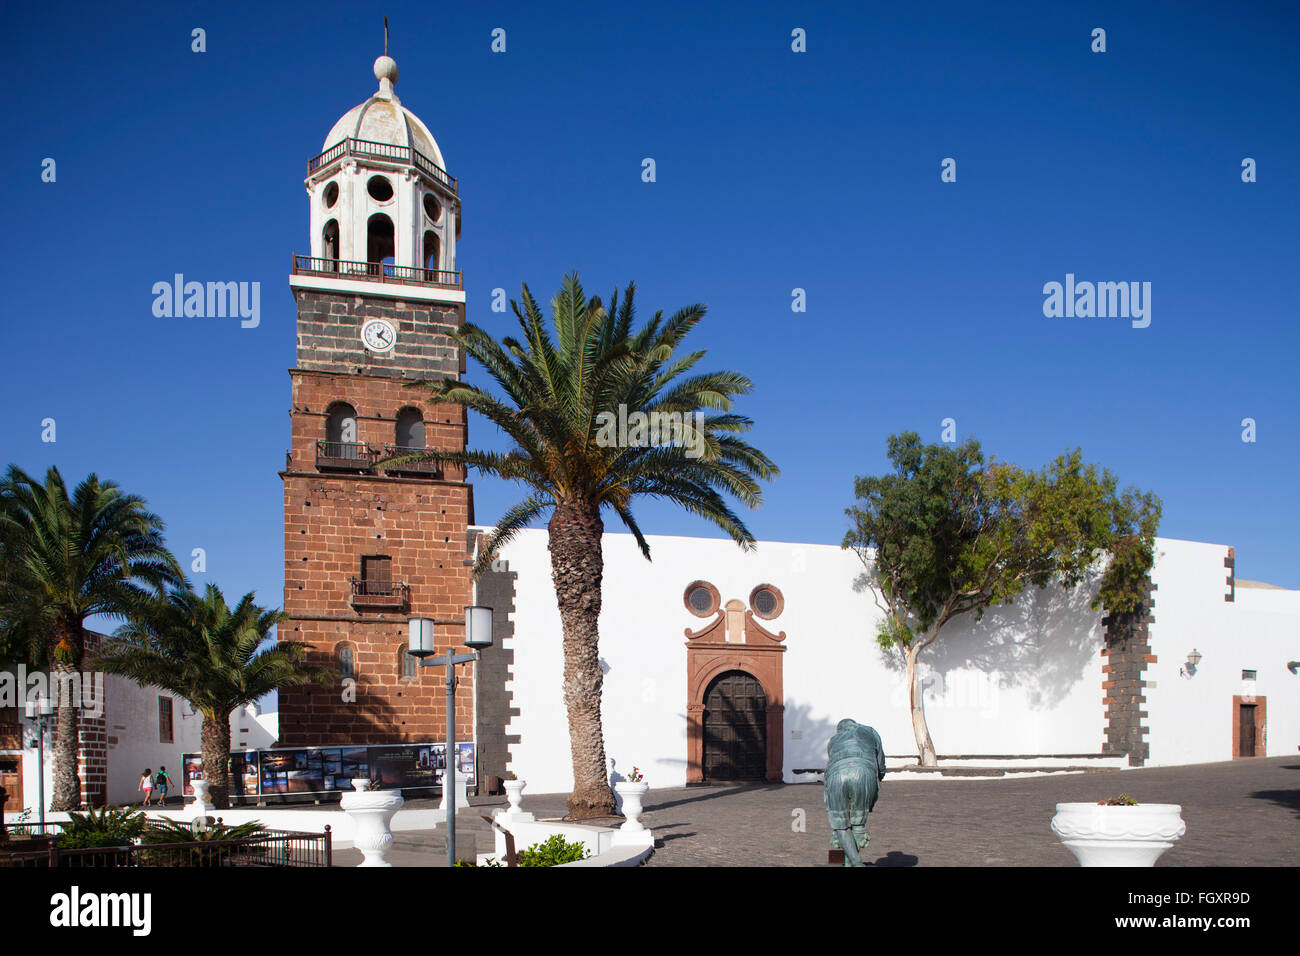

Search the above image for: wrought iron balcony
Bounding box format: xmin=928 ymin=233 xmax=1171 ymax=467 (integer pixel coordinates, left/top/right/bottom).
xmin=293 ymin=255 xmax=462 ymax=290
xmin=380 ymin=445 xmax=443 ymax=478
xmin=307 ymin=138 xmax=457 ymax=196
xmin=316 ymin=441 xmax=376 ymax=471
xmin=350 ymin=578 xmax=410 ymax=611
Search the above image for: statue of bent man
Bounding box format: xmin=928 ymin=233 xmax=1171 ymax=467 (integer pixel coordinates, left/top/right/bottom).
xmin=824 ymin=718 xmax=886 ymax=867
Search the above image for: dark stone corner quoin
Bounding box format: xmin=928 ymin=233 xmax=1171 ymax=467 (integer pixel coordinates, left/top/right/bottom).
xmin=1101 ymin=576 xmax=1157 ymax=766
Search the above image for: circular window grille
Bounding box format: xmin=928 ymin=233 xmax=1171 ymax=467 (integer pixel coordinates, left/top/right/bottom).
xmin=749 ymin=584 xmax=783 ymax=619
xmin=689 ymin=587 xmax=714 ymax=613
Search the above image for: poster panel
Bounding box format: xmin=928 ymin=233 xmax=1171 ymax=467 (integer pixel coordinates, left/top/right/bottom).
xmin=182 ymin=753 xmax=203 ymax=796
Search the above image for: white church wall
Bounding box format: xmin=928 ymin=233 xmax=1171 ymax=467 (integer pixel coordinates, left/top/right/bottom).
xmin=496 ymin=528 xmax=1131 ymax=794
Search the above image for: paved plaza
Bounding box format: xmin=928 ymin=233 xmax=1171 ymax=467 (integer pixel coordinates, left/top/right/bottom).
xmin=332 ymin=756 xmax=1298 ymax=866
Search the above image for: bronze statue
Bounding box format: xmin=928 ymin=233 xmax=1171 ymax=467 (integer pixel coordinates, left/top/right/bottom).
xmin=824 ymin=718 xmax=886 ymax=866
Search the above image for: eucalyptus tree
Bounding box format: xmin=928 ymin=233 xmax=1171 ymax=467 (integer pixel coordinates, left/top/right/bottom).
xmin=95 ymin=584 xmax=324 ymax=810
xmin=0 ymin=466 xmax=183 ymax=810
xmin=395 ymin=274 xmax=778 ymax=817
xmin=843 ymin=432 xmax=1160 ymax=766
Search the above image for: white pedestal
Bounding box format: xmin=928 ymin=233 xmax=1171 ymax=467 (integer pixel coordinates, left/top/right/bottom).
xmin=440 ymin=774 xmax=471 ymax=813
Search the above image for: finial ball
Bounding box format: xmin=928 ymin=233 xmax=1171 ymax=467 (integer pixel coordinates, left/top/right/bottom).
xmin=374 ymin=55 xmax=399 ymax=85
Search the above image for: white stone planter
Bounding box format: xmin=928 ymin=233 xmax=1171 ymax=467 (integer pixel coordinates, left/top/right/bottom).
xmin=1051 ymin=802 xmax=1186 ymax=867
xmin=503 ymin=779 xmax=526 ymax=815
xmin=340 ymin=778 xmax=405 ymax=867
xmin=188 ymin=779 xmax=213 ymax=818
xmin=614 ymin=781 xmax=649 ymax=833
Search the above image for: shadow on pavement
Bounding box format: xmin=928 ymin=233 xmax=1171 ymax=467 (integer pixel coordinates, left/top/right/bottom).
xmin=870 ymin=850 xmax=919 ymax=867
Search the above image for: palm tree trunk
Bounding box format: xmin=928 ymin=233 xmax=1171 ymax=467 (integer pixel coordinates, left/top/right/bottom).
xmin=548 ymin=498 xmax=616 ymax=819
xmin=49 ymin=617 xmax=83 ymax=811
xmin=200 ymin=711 xmax=232 ymax=810
xmin=906 ymin=643 xmax=938 ymax=768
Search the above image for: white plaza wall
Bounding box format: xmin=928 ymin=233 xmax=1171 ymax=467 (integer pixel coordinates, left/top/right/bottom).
xmin=1146 ymin=538 xmax=1300 ymax=765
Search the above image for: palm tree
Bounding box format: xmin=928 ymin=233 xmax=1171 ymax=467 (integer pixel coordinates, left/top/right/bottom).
xmin=0 ymin=466 xmax=183 ymax=810
xmin=94 ymin=584 xmax=324 ymax=810
xmin=395 ymin=274 xmax=778 ymax=818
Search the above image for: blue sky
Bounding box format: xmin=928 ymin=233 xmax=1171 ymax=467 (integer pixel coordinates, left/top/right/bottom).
xmin=2 ymin=0 xmax=1297 ymax=623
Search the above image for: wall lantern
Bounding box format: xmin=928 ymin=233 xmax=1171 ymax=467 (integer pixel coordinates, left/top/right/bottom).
xmin=464 ymin=605 xmax=493 ymax=649
xmin=408 ymin=617 xmax=436 ymax=658
xmin=1181 ymin=648 xmax=1202 ymax=678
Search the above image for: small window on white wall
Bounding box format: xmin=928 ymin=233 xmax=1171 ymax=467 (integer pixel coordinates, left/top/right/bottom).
xmin=159 ymin=697 xmax=174 ymax=744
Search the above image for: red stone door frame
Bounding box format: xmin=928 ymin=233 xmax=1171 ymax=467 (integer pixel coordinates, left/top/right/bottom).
xmin=685 ymin=604 xmax=785 ymax=783
xmin=1232 ymin=695 xmax=1266 ymax=758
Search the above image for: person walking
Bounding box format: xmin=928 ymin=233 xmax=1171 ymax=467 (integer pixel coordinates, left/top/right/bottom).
xmin=155 ymin=766 xmax=173 ymax=806
xmin=139 ymin=768 xmax=155 ymax=806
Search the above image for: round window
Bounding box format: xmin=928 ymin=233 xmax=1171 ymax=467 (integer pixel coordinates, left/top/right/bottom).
xmin=322 ymin=181 xmax=339 ymax=208
xmin=749 ymin=585 xmax=783 ymax=619
xmin=423 ymin=193 xmax=442 ymax=222
xmin=367 ymin=175 xmax=394 ymax=202
xmin=683 ymin=581 xmax=720 ymax=617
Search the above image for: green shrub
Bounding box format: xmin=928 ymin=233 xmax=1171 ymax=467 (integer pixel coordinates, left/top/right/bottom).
xmin=141 ymin=817 xmax=268 ymax=844
xmin=1099 ymin=793 xmax=1139 ymax=806
xmin=137 ymin=818 xmax=270 ymax=867
xmin=516 ymin=833 xmax=589 ymax=867
xmin=56 ymin=806 xmax=147 ymax=849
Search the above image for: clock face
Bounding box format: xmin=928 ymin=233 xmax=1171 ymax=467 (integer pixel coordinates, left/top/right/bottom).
xmin=361 ymin=318 xmax=397 ymax=354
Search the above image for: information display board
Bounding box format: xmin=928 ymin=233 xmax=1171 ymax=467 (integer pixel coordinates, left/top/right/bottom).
xmin=182 ymin=742 xmax=476 ymax=803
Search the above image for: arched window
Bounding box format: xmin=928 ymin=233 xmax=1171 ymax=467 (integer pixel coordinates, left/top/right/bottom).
xmin=325 ymin=402 xmax=358 ymax=444
xmin=395 ymin=407 xmax=425 ymax=449
xmin=367 ymin=213 xmax=395 ymax=267
xmin=325 ymin=402 xmax=360 ymax=462
xmin=323 ymin=219 xmax=340 ymax=265
xmin=337 ymin=643 xmax=355 ymax=679
xmin=423 ymin=230 xmax=440 ymax=272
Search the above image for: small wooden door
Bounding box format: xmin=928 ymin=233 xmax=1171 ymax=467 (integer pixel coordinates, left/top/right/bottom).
xmin=702 ymin=671 xmax=766 ymax=781
xmin=0 ymin=755 xmax=22 ymax=814
xmin=1239 ymin=704 xmax=1257 ymax=757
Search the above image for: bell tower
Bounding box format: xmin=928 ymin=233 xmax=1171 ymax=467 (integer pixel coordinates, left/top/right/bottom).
xmin=279 ymin=49 xmax=475 ymax=749
xmin=305 ymin=53 xmax=459 ymax=280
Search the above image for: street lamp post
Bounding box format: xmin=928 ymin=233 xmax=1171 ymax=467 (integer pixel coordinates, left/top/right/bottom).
xmin=24 ymin=695 xmax=54 ymax=829
xmin=408 ymin=606 xmax=493 ymax=867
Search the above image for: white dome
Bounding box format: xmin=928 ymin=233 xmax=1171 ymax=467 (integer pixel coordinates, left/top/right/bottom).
xmin=322 ymin=57 xmax=446 ymax=171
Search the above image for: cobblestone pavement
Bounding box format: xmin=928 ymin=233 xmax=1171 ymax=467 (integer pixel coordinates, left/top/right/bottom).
xmin=333 ymin=757 xmax=1298 ymax=866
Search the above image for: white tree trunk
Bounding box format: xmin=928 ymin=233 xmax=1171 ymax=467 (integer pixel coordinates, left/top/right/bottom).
xmin=906 ymin=643 xmax=938 ymax=767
